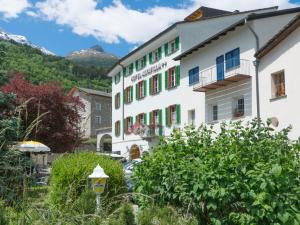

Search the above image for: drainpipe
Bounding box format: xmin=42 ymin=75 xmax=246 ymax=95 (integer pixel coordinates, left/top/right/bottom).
xmin=245 ymin=18 xmax=261 ymax=120
xmin=118 ymin=62 xmax=125 ymax=140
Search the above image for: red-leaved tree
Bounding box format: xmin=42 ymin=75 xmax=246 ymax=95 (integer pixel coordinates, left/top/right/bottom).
xmin=2 ymin=74 xmax=84 ymax=153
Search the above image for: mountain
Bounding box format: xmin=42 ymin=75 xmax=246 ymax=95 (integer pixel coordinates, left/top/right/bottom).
xmin=0 ymin=30 xmax=55 ymax=56
xmin=0 ymin=40 xmax=111 ymax=91
xmin=66 ymin=45 xmax=118 ymax=69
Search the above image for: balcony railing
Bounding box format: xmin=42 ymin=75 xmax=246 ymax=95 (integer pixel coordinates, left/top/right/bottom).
xmin=131 ymin=123 xmax=163 ymax=139
xmin=193 ymin=59 xmax=251 ymax=92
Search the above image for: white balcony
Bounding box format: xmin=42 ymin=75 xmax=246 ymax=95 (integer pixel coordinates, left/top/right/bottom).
xmin=193 ymin=59 xmax=251 ymax=92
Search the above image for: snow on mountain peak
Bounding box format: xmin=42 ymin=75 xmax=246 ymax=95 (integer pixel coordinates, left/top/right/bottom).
xmin=0 ymin=30 xmax=55 ymax=56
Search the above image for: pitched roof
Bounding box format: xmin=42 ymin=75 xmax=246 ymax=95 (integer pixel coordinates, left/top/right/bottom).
xmin=107 ymin=6 xmax=278 ymax=76
xmin=69 ymin=87 xmax=112 ymax=98
xmin=184 ymin=6 xmax=230 ymax=21
xmin=174 ymin=7 xmax=300 ymax=61
xmin=255 ymin=13 xmax=300 ymax=59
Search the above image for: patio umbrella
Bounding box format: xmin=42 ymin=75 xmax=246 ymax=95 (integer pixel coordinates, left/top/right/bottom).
xmin=19 ymin=141 xmax=51 ymax=153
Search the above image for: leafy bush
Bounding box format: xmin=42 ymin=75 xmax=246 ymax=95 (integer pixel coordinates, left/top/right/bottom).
xmin=49 ymin=152 xmax=126 ymax=212
xmin=107 ymin=203 xmax=135 ymax=225
xmin=0 ymin=91 xmax=31 ymax=205
xmin=134 ymin=120 xmax=300 ymax=224
xmin=137 ymin=205 xmax=197 ymax=225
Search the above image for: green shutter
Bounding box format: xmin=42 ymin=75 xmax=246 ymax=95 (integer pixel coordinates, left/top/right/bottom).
xmin=123 ymin=67 xmax=126 ymax=77
xmin=135 ymin=115 xmax=138 ymax=123
xmin=149 ymin=52 xmax=153 ymax=64
xmin=149 ymin=112 xmax=153 ymax=125
xmin=149 ymin=77 xmax=153 ymax=95
xmin=118 ymin=93 xmax=120 ymax=108
xmin=144 ymin=80 xmax=147 ymax=97
xmin=130 ymin=63 xmax=133 ymax=73
xmin=143 ymin=55 xmax=147 ymax=67
xmin=144 ymin=113 xmax=147 ymax=124
xmin=135 ymin=60 xmax=138 ymax=70
xmin=175 ymin=36 xmax=179 ymax=50
xmin=158 ymin=47 xmax=162 ymax=60
xmin=176 ymin=65 xmax=180 ymax=86
xmin=130 ymin=86 xmax=133 ymax=102
xmin=158 ymin=73 xmax=162 ymax=92
xmin=136 ymin=83 xmax=138 ymax=99
xmin=115 ymin=122 xmax=117 ymax=136
xmin=159 ymin=110 xmax=163 ymax=136
xmin=165 ymin=71 xmax=168 ymax=90
xmin=176 ymin=104 xmax=181 ymax=124
xmin=165 ymin=107 xmax=170 ymax=127
xmin=164 ymin=43 xmax=168 ymax=56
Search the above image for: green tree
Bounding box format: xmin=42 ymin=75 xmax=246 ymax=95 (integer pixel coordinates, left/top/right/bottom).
xmin=134 ymin=119 xmax=300 ymax=224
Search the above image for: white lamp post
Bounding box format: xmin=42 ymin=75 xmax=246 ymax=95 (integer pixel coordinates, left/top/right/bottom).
xmin=88 ymin=164 xmax=109 ymax=214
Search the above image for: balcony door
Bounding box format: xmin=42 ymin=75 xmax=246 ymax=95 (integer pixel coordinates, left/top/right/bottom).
xmin=216 ymin=55 xmax=224 ymax=81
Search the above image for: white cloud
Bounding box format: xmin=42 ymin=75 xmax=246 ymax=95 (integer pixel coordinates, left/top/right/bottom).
xmin=32 ymin=0 xmax=298 ymax=44
xmin=0 ymin=0 xmax=31 ymax=19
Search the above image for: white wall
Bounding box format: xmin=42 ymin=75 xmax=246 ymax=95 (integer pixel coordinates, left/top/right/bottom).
xmin=178 ymin=7 xmax=277 ymax=52
xmin=259 ymin=26 xmax=300 ymax=140
xmin=74 ymin=91 xmax=91 ymax=138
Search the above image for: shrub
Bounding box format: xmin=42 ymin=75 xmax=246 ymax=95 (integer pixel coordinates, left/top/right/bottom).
xmin=49 ymin=152 xmax=126 ymax=212
xmin=134 ymin=119 xmax=300 ymax=224
xmin=107 ymin=203 xmax=135 ymax=225
xmin=137 ymin=205 xmax=197 ymax=225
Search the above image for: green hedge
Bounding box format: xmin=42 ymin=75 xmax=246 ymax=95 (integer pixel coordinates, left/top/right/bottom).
xmin=49 ymin=152 xmax=126 ymax=212
xmin=134 ymin=120 xmax=300 ymax=224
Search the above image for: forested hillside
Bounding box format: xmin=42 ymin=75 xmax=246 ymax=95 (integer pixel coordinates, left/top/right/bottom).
xmin=0 ymin=40 xmax=112 ymax=91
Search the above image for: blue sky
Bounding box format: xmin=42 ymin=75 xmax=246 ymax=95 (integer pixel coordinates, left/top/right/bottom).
xmin=0 ymin=0 xmax=299 ymax=58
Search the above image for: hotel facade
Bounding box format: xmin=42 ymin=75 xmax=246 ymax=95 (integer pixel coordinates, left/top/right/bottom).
xmin=108 ymin=6 xmax=300 ymax=159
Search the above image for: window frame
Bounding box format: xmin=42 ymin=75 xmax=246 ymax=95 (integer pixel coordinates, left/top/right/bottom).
xmin=169 ymin=67 xmax=176 ymax=88
xmin=233 ymin=97 xmax=245 ymax=118
xmin=95 ymin=116 xmax=101 ymax=124
xmin=95 ymin=103 xmax=101 ymax=111
xmin=225 ymin=48 xmax=240 ymax=71
xmin=115 ymin=121 xmax=120 ymax=136
xmin=188 ymin=66 xmax=199 ymax=85
xmin=212 ymin=105 xmax=218 ymax=121
xmin=271 ymin=70 xmax=286 ymax=99
xmin=138 ymin=81 xmax=145 ymax=99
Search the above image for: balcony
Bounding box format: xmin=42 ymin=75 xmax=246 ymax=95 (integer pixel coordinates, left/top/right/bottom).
xmin=193 ymin=59 xmax=251 ymax=92
xmin=131 ymin=123 xmax=162 ymax=140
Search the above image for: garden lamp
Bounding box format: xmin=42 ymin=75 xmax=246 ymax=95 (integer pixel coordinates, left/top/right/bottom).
xmin=88 ymin=164 xmax=109 ymax=214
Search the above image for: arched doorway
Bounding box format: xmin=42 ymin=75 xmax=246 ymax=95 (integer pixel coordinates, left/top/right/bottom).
xmin=130 ymin=144 xmax=141 ymax=160
xmin=99 ymin=134 xmax=112 ymax=153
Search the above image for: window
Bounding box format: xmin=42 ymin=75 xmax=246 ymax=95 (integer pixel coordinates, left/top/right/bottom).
xmin=149 ymin=109 xmax=163 ymax=136
xmin=188 ymin=109 xmax=195 ymax=125
xmin=233 ymin=97 xmax=244 ymax=118
xmin=271 ymin=70 xmax=285 ymax=98
xmin=225 ymin=48 xmax=240 ymax=71
xmin=124 ymin=86 xmax=133 ymax=104
xmin=165 ymin=66 xmax=180 ymax=89
xmin=115 ymin=93 xmax=120 ymax=109
xmin=135 ymin=56 xmax=147 ymax=71
xmin=114 ymin=72 xmax=121 ymax=84
xmin=125 ymin=117 xmax=133 ymax=134
xmin=96 ymin=103 xmax=101 ymax=111
xmin=188 ymin=67 xmax=199 ymax=85
xmin=95 ymin=116 xmax=101 ymax=124
xmin=115 ymin=121 xmax=120 ymax=136
xmin=149 ymin=47 xmax=162 ymax=64
xmin=149 ymin=74 xmax=162 ymax=95
xmin=137 ymin=113 xmax=146 ymax=125
xmin=136 ymin=80 xmax=147 ymax=99
xmin=212 ymin=105 xmax=218 ymax=121
xmin=165 ymin=104 xmax=181 ymax=127
xmin=164 ymin=37 xmax=179 ymax=56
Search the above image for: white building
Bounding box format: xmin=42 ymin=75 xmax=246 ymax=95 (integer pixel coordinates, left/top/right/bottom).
xmin=108 ymin=6 xmax=280 ymax=159
xmin=175 ymin=8 xmax=300 ymax=138
xmin=255 ymin=14 xmax=300 ymax=140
